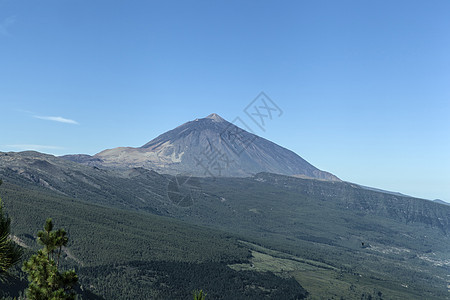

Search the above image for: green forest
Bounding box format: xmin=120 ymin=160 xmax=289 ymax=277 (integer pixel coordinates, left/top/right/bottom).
xmin=0 ymin=167 xmax=448 ymax=299
xmin=0 ymin=180 xmax=308 ymax=299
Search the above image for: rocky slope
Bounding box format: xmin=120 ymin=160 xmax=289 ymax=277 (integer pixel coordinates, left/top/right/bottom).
xmin=63 ymin=113 xmax=339 ymax=180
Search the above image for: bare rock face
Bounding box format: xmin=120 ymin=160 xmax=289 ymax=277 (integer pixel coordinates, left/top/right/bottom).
xmin=64 ymin=113 xmax=340 ymax=180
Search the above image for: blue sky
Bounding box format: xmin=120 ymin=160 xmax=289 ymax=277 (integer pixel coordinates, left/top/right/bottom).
xmin=1 ymin=1 xmax=449 ymax=201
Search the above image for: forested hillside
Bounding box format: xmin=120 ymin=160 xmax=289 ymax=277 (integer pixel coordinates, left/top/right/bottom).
xmin=0 ymin=181 xmax=307 ymax=299
xmin=0 ymin=152 xmax=449 ymax=299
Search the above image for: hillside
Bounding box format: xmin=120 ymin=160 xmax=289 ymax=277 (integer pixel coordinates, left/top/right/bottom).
xmin=0 ymin=151 xmax=449 ymax=299
xmin=0 ymin=181 xmax=307 ymax=299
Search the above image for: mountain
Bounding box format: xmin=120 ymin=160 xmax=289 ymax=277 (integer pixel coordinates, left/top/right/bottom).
xmin=62 ymin=113 xmax=339 ymax=180
xmin=1 ymin=151 xmax=449 ymax=299
xmin=1 ymin=116 xmax=448 ymax=299
xmin=434 ymin=199 xmax=450 ymax=206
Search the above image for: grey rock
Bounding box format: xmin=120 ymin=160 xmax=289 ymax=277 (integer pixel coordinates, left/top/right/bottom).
xmin=64 ymin=113 xmax=340 ymax=180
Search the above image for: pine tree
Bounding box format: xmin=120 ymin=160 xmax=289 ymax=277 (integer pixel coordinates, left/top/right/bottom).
xmin=193 ymin=289 xmax=206 ymax=300
xmin=0 ymin=180 xmax=23 ymax=282
xmin=23 ymin=218 xmax=78 ymax=300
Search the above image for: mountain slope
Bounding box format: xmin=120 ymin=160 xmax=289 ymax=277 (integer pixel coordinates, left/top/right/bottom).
xmin=63 ymin=113 xmax=339 ymax=180
xmin=1 ymin=151 xmax=449 ymax=298
xmin=434 ymin=199 xmax=450 ymax=206
xmin=0 ymin=181 xmax=311 ymax=299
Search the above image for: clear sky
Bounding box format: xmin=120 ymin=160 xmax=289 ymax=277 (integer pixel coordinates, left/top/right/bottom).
xmin=1 ymin=1 xmax=449 ymax=202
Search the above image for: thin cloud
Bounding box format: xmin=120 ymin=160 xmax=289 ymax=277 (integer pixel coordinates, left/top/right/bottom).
xmin=4 ymin=144 xmax=64 ymax=151
xmin=0 ymin=15 xmax=16 ymax=36
xmin=35 ymin=116 xmax=79 ymax=125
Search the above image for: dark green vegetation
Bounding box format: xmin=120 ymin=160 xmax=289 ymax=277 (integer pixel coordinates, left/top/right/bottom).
xmin=0 ymin=180 xmax=305 ymax=299
xmin=81 ymin=261 xmax=306 ymax=299
xmin=0 ymin=180 xmax=22 ymax=281
xmin=23 ymin=218 xmax=78 ymax=299
xmin=0 ymin=151 xmax=449 ymax=299
xmin=193 ymin=289 xmax=206 ymax=300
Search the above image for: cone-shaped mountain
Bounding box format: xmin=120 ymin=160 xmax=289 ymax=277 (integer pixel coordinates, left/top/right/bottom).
xmin=67 ymin=114 xmax=339 ymax=180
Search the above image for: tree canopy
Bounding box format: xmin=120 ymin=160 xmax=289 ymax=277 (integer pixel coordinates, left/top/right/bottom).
xmin=0 ymin=180 xmax=23 ymax=282
xmin=23 ymin=218 xmax=78 ymax=300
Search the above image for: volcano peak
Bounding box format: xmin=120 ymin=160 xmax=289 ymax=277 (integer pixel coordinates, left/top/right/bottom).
xmin=205 ymin=113 xmax=226 ymax=122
